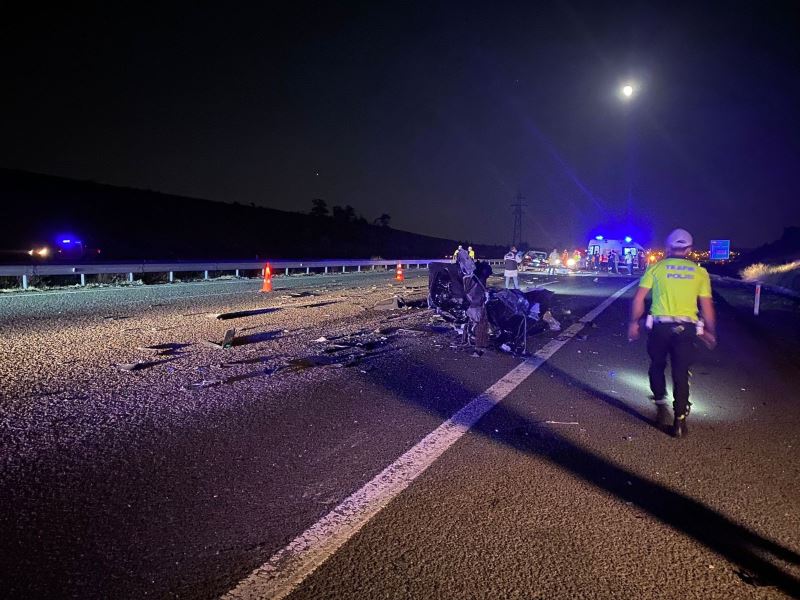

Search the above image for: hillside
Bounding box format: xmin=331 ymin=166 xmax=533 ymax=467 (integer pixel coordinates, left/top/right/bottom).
xmin=0 ymin=170 xmax=505 ymax=263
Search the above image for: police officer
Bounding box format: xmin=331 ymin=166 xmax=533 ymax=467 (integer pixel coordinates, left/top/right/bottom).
xmin=627 ymin=228 xmax=717 ymax=438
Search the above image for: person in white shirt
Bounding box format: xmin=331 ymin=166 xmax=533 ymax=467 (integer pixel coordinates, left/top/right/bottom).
xmin=504 ymin=246 xmax=522 ymax=289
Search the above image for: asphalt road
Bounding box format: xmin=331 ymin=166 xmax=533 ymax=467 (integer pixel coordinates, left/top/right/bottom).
xmin=1 ymin=270 xmax=798 ymax=599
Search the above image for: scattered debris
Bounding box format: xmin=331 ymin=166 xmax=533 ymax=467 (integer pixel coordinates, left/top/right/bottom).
xmin=735 ymin=569 xmax=768 ymax=587
xmin=323 ymin=343 xmax=353 ymax=353
xmin=118 ymin=362 xmax=145 ymax=371
xmin=215 ymin=308 xmax=280 ymax=320
xmin=203 ymin=328 xmax=237 ymax=349
xmin=181 ymin=379 xmax=222 ymax=390
xmin=232 ymin=331 xmax=282 ymax=346
xmin=374 ymin=296 xmax=402 ymax=311
xmin=299 ymin=300 xmax=342 ymax=309
xmin=544 ymin=420 xmax=580 ymax=425
xmin=117 ymin=357 xmax=177 ymax=372
xmin=541 ymin=310 xmax=562 ymax=332
xmin=223 ymin=368 xmax=277 ymax=384
xmin=136 ymin=342 xmax=189 ymax=356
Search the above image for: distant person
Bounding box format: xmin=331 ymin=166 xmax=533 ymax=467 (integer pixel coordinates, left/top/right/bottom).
xmin=628 ymin=228 xmax=717 ymax=438
xmin=600 ymin=251 xmax=609 ymax=272
xmin=504 ymin=246 xmax=522 ymax=289
xmin=610 ymin=250 xmax=619 ymax=274
xmin=625 ymin=252 xmax=633 ymax=275
xmin=468 ymin=246 xmax=476 ymax=260
xmin=452 ymin=245 xmax=463 ymax=262
xmin=633 ymin=253 xmax=640 ymax=272
xmin=547 ymin=249 xmax=560 ymax=275
xmin=593 ymin=252 xmax=600 ymax=271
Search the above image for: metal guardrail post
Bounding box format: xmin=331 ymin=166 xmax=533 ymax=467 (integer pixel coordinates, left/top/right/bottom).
xmin=342 ymin=265 xmax=346 ymax=273
xmin=128 ymin=273 xmax=134 ymax=283
xmin=306 ymin=267 xmax=310 ymax=275
xmin=324 ymin=266 xmax=328 ymax=274
xmin=80 ymin=274 xmax=86 ymax=286
xmin=169 ymin=271 xmax=174 ymax=283
xmin=204 ymin=270 xmax=209 ymax=280
xmin=754 ymin=283 xmax=762 ymax=316
xmin=234 ymin=269 xmax=239 ymax=278
xmin=285 ymin=268 xmax=289 ymax=276
xmin=22 ymin=274 xmax=28 ymax=290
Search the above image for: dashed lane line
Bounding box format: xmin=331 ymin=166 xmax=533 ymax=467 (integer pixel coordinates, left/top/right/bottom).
xmin=222 ymin=279 xmax=637 ymax=600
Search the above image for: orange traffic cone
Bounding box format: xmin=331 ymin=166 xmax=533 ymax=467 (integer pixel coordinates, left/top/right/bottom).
xmin=260 ymin=263 xmax=273 ymax=293
xmin=395 ymin=263 xmax=404 ymax=282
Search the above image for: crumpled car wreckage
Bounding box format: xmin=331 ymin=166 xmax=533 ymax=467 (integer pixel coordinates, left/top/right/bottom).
xmin=428 ymin=250 xmax=561 ymax=353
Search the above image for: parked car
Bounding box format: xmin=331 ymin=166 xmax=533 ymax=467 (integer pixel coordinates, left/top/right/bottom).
xmin=521 ymin=250 xmax=548 ymax=271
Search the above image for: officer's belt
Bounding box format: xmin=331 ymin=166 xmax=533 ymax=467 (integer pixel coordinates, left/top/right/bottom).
xmin=652 ymin=316 xmax=697 ymax=324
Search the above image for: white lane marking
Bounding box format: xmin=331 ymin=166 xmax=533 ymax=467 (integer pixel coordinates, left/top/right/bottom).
xmin=222 ymin=279 xmax=637 ymax=600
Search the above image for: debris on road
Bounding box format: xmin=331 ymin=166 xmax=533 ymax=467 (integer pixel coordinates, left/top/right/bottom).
xmin=374 ymin=296 xmax=402 ymax=311
xmin=735 ymin=569 xmax=768 ymax=588
xmin=544 ymin=420 xmax=580 ymax=425
xmin=136 ymin=343 xmax=189 ymax=356
xmin=117 ymin=358 xmax=176 ymax=372
xmin=215 ymin=307 xmax=279 ymax=320
xmin=181 ymin=379 xmax=222 ymax=390
xmin=203 ymin=328 xmax=236 ymax=349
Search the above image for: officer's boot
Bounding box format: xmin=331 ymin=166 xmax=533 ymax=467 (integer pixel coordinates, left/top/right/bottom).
xmin=655 ymin=403 xmax=671 ymax=430
xmin=671 ymin=402 xmax=691 ymax=439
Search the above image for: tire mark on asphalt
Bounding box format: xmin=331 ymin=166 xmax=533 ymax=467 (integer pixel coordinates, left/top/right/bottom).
xmin=222 ymin=280 xmax=637 ymax=600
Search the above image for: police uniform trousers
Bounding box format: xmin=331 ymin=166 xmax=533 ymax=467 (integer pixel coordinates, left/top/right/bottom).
xmin=647 ymin=323 xmax=695 ymax=417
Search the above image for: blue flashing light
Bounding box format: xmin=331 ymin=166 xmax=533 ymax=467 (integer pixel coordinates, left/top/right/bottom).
xmin=595 ymin=235 xmax=604 ymax=240
xmin=624 ymin=236 xmax=633 ymax=243
xmin=62 ymin=239 xmax=71 ymax=244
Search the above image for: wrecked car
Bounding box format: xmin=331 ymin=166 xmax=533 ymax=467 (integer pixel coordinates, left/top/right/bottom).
xmin=428 ymin=252 xmax=560 ymax=353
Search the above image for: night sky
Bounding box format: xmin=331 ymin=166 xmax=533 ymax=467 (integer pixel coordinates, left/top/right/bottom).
xmin=2 ymin=1 xmax=798 ymax=249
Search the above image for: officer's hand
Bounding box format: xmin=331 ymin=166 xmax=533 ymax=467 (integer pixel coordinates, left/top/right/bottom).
xmin=698 ymin=331 xmax=717 ymax=350
xmin=627 ymin=321 xmax=640 ymax=342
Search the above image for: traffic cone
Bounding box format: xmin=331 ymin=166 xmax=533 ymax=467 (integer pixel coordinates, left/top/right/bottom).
xmin=395 ymin=263 xmax=404 ymax=282
xmin=260 ymin=263 xmax=273 ymax=293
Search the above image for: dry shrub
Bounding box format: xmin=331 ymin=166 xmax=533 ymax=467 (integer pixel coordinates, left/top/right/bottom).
xmin=741 ymin=260 xmax=800 ymax=282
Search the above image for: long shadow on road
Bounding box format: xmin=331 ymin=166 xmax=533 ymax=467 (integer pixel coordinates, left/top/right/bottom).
xmin=362 ymin=353 xmax=800 ymax=598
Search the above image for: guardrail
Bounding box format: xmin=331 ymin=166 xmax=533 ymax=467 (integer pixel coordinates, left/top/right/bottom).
xmin=0 ymin=258 xmax=506 ymax=290
xmin=710 ymin=274 xmax=800 ymax=316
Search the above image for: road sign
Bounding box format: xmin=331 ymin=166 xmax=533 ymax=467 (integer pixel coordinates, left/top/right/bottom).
xmin=710 ymin=239 xmax=731 ymax=261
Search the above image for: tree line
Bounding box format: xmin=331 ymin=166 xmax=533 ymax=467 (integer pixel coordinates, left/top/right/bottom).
xmin=310 ymin=199 xmax=391 ymax=228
